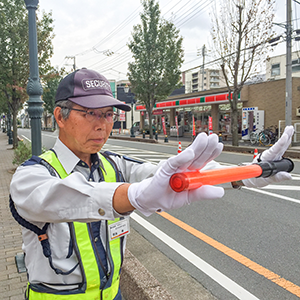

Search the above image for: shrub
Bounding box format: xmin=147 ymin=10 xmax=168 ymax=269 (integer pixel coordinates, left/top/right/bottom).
xmin=12 ymin=141 xmax=32 ymax=166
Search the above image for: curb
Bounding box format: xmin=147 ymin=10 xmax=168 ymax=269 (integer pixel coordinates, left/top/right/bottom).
xmin=109 ymin=135 xmax=158 ymax=143
xmin=120 ymin=250 xmax=175 ymax=300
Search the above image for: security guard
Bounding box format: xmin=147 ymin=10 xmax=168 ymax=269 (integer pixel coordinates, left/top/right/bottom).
xmin=10 ymin=68 xmax=294 ymax=299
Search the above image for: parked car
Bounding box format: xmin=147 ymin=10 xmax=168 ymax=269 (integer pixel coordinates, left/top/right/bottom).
xmin=132 ymin=121 xmax=157 ymax=134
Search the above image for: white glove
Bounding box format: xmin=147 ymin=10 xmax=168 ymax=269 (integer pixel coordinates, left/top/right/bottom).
xmin=243 ymin=126 xmax=294 ymax=188
xmin=128 ymin=133 xmax=225 ymax=216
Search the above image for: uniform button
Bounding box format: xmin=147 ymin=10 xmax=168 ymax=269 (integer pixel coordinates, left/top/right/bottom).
xmin=89 ymin=178 xmax=93 ymax=181
xmin=94 ymin=237 xmax=99 ymax=242
xmin=98 ymin=208 xmax=105 ymax=216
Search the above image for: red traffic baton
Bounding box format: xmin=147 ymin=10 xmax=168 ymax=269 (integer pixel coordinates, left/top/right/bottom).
xmin=169 ymin=158 xmax=294 ymax=192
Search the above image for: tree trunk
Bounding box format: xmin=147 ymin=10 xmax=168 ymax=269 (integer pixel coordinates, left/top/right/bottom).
xmin=12 ymin=110 xmax=18 ymax=149
xmin=147 ymin=109 xmax=153 ymax=139
xmin=231 ymin=108 xmax=239 ymax=146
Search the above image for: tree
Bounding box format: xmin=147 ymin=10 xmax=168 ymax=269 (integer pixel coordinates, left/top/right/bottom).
xmin=41 ymin=67 xmax=66 ymax=130
xmin=211 ymin=0 xmax=275 ymax=146
xmin=0 ymin=0 xmax=54 ymax=148
xmin=127 ymin=0 xmax=184 ymax=138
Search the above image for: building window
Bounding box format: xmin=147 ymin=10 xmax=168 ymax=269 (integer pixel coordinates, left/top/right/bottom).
xmin=271 ymin=63 xmax=280 ymax=76
xmin=292 ymin=59 xmax=300 ymax=73
xmin=192 ymin=79 xmax=198 ymax=84
xmin=192 ymin=73 xmax=198 ymax=78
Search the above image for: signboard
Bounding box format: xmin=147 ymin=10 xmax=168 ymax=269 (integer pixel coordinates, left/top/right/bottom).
xmin=119 ymin=101 xmax=126 ymax=121
xmin=153 ymin=109 xmax=163 ymax=115
xmin=119 ymin=110 xmax=125 ymax=122
xmin=192 ymin=115 xmax=196 ymax=137
xmin=162 ymin=116 xmax=167 ymax=135
xmin=208 ymin=116 xmax=213 ymax=135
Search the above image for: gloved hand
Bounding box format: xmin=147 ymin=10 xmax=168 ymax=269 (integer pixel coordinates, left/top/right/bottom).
xmin=243 ymin=126 xmax=294 ymax=188
xmin=128 ymin=133 xmax=225 ymax=216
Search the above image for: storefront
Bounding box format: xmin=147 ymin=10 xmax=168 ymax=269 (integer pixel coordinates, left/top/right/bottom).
xmin=135 ymin=89 xmax=244 ymax=136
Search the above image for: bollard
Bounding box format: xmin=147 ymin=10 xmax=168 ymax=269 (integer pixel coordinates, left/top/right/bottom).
xmin=219 ymin=133 xmax=223 ymax=143
xmin=155 ymin=130 xmax=158 ymax=140
xmin=164 ymin=135 xmax=168 ymax=143
xmin=143 ymin=130 xmax=145 ymax=139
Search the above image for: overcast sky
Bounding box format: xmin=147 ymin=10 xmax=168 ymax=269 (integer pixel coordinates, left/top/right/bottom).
xmin=36 ymin=0 xmax=299 ymax=81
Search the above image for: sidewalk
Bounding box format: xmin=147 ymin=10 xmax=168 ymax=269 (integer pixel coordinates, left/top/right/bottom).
xmin=0 ymin=133 xmax=27 ymax=300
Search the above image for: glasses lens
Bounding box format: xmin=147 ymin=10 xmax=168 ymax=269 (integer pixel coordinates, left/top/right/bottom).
xmin=85 ymin=110 xmax=116 ymax=123
xmin=85 ymin=111 xmax=95 ymax=122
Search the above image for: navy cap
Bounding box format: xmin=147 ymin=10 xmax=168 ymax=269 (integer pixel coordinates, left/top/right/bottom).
xmin=55 ymin=68 xmax=131 ymax=111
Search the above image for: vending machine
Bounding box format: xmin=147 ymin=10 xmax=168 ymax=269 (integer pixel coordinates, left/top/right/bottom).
xmin=242 ymin=107 xmax=264 ymax=140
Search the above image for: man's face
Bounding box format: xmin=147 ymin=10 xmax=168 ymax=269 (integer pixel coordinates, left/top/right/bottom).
xmin=56 ymin=105 xmax=114 ymax=161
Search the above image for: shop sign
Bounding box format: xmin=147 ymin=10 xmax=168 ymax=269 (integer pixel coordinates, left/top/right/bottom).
xmin=153 ymin=109 xmax=163 ymax=115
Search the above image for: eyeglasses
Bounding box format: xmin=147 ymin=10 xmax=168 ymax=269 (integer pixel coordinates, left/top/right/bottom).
xmin=60 ymin=107 xmax=119 ymax=123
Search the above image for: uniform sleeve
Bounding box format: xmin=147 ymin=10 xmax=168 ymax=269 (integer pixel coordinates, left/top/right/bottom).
xmin=10 ymin=164 xmax=124 ymax=223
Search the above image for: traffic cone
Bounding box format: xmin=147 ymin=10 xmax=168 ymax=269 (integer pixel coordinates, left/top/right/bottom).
xmin=177 ymin=141 xmax=182 ymax=154
xmin=253 ymin=148 xmax=258 ymax=159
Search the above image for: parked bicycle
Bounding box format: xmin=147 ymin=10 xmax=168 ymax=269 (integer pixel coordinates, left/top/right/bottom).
xmin=265 ymin=125 xmax=278 ymax=145
xmin=249 ymin=129 xmax=271 ymax=146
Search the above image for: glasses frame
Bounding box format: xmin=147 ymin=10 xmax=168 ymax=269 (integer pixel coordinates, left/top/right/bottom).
xmin=59 ymin=107 xmax=119 ymax=123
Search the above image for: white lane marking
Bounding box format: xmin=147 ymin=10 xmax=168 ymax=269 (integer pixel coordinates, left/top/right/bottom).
xmin=244 ymin=187 xmax=300 ymax=204
xmin=261 ymin=185 xmax=300 ymax=191
xmin=21 ymin=135 xmax=31 ymax=142
xmin=131 ymin=212 xmax=260 ymax=300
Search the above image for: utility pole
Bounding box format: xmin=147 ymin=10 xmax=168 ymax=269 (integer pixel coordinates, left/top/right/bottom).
xmin=201 ymin=45 xmax=206 ymax=91
xmin=197 ymin=45 xmax=207 ymax=91
xmin=65 ymin=56 xmax=76 ymax=71
xmin=286 ymin=0 xmax=292 ymax=127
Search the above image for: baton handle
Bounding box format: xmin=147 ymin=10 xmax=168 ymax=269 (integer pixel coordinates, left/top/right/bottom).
xmin=169 ymin=158 xmax=294 ymax=192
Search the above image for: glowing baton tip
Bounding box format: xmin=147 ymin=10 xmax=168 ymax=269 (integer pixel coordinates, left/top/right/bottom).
xmin=170 ymin=173 xmax=193 ymax=192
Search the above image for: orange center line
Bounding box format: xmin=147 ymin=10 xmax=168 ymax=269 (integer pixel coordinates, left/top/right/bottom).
xmin=157 ymin=211 xmax=300 ymax=297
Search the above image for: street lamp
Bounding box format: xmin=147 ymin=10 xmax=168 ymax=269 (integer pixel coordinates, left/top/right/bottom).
xmin=124 ymin=84 xmax=135 ymax=138
xmin=24 ymin=0 xmax=44 ymax=155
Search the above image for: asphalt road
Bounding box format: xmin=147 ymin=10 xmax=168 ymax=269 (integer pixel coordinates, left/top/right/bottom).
xmin=19 ymin=129 xmax=300 ymax=300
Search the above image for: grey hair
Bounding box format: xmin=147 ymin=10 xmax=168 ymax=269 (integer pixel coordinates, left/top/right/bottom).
xmin=55 ymin=100 xmax=74 ymax=120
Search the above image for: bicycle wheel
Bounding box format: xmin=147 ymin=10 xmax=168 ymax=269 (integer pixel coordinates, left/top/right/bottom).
xmin=259 ymin=133 xmax=271 ymax=146
xmin=249 ymin=132 xmax=258 ymax=145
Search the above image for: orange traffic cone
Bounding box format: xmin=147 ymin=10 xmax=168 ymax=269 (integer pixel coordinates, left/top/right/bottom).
xmin=178 ymin=141 xmax=182 ymax=154
xmin=253 ymin=148 xmax=258 ymax=159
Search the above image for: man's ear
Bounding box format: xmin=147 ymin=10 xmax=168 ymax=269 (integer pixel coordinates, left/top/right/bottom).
xmin=53 ymin=107 xmax=64 ymax=128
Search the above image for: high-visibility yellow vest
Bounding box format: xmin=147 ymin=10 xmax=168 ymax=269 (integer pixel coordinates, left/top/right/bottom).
xmin=27 ymin=151 xmax=123 ymax=300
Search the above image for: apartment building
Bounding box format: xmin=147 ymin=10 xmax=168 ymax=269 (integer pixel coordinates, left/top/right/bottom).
xmin=184 ymin=68 xmax=226 ymax=93
xmin=266 ymin=50 xmax=300 ymax=80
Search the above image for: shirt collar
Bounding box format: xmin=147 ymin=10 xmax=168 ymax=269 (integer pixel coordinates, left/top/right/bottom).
xmin=52 ymin=138 xmax=106 ymax=174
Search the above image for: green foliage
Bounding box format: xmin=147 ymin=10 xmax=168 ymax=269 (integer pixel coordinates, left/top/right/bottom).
xmin=42 ymin=67 xmax=66 ymax=114
xmin=12 ymin=140 xmax=32 ymax=166
xmin=12 ymin=140 xmax=46 ymax=166
xmin=0 ymin=0 xmax=55 ymax=148
xmin=127 ymin=0 xmax=184 ymax=137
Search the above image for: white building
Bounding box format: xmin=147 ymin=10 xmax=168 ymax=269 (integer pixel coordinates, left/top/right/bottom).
xmin=266 ymin=50 xmax=300 ymax=80
xmin=184 ymin=68 xmax=226 ymax=93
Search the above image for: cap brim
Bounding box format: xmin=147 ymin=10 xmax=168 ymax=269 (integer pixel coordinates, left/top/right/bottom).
xmin=68 ymin=95 xmax=131 ymax=111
